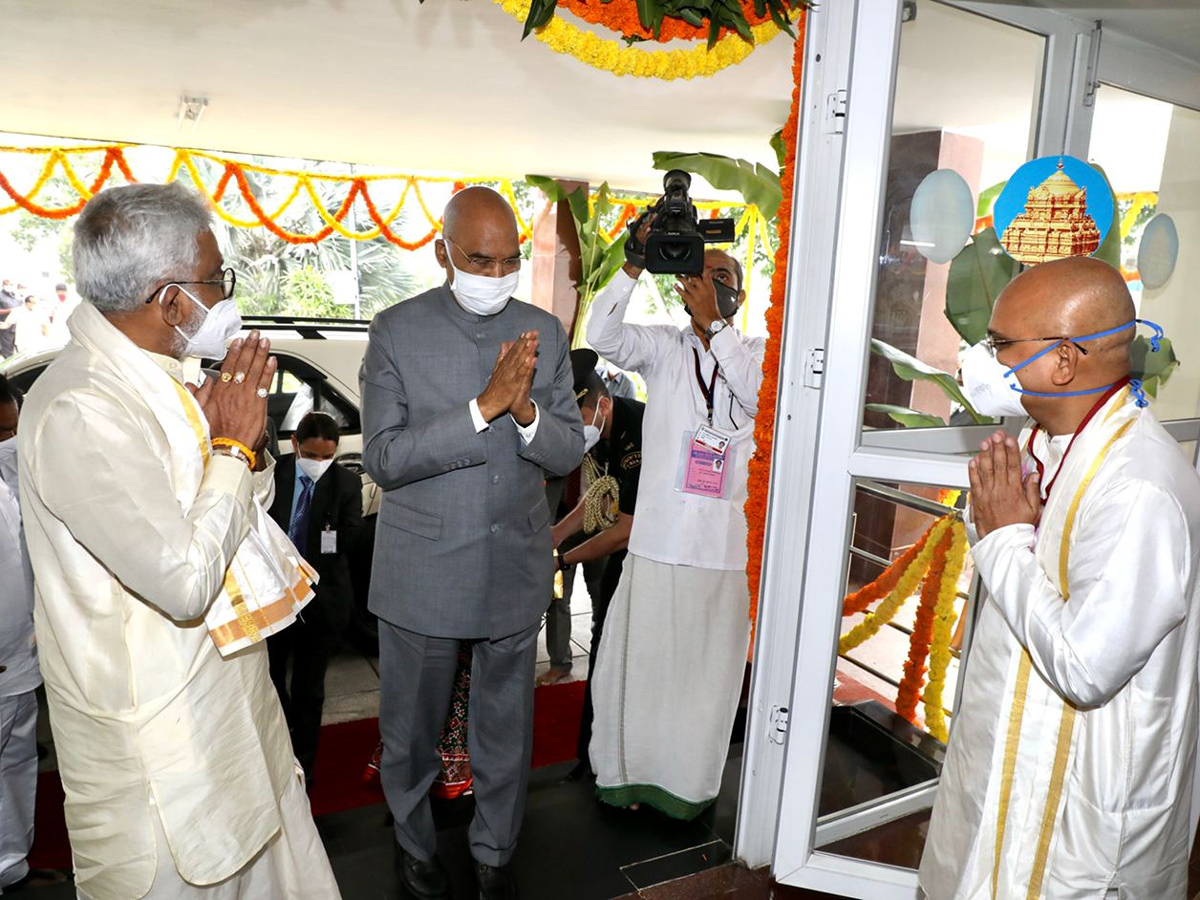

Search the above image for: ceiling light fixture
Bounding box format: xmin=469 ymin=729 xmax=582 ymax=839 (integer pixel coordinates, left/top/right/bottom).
xmin=177 ymin=96 xmax=209 ymax=130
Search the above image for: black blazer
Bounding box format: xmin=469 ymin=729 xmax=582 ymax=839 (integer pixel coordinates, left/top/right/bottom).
xmin=269 ymin=455 xmax=365 ymax=634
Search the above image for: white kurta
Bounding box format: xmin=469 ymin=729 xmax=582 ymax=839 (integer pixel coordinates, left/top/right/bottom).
xmin=920 ymin=388 xmax=1200 ymax=899
xmin=586 ymin=270 xmax=765 ymax=571
xmin=19 ymin=304 xmax=338 ymax=900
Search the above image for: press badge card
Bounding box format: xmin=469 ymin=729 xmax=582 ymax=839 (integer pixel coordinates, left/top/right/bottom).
xmin=321 ymin=528 xmax=337 ymax=555
xmin=679 ymin=426 xmax=732 ymax=498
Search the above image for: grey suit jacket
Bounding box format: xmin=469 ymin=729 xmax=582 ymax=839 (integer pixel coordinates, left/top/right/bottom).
xmin=361 ymin=284 xmax=585 ymax=640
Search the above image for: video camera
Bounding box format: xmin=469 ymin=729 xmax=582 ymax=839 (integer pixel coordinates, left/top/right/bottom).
xmin=627 ymin=170 xmax=736 ymax=276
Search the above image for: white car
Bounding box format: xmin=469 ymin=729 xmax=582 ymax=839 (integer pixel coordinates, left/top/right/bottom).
xmin=2 ymin=315 xmax=377 ymax=506
xmin=2 ymin=315 xmax=383 ymax=651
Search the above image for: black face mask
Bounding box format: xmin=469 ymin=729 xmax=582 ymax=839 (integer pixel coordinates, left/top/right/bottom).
xmin=713 ymin=280 xmax=741 ymax=320
xmin=685 ymin=280 xmax=741 ymax=321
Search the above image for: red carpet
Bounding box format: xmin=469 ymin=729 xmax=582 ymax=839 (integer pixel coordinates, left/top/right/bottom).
xmin=28 ymin=678 xmax=587 ymax=871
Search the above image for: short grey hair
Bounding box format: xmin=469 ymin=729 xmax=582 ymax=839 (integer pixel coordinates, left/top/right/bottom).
xmin=73 ymin=182 xmax=213 ymax=314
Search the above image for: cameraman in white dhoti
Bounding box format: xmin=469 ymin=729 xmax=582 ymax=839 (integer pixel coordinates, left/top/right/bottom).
xmin=920 ymin=257 xmax=1200 ymax=899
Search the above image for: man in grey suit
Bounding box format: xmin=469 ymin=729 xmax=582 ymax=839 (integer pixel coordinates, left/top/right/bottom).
xmin=361 ymin=187 xmax=584 ymax=900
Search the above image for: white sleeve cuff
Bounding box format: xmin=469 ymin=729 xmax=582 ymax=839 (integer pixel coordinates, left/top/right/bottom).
xmin=469 ymin=398 xmax=489 ymax=433
xmin=513 ymin=401 xmax=540 ymax=444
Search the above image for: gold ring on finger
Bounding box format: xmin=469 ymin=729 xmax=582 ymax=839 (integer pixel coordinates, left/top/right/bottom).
xmin=233 ymin=372 xmax=246 ymax=384
xmin=220 ymin=371 xmax=233 ymax=383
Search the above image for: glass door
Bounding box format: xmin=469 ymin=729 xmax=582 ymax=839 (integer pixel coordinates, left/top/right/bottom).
xmin=756 ymin=0 xmax=1138 ymax=895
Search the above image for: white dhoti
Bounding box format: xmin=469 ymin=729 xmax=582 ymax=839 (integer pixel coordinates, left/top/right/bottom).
xmin=81 ymin=766 xmax=340 ymax=900
xmin=0 ymin=691 xmax=37 ymax=891
xmin=589 ymin=553 xmax=751 ymax=820
xmin=920 ymin=387 xmax=1200 ymax=899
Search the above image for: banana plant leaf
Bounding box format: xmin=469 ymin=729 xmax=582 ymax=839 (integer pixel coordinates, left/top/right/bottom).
xmin=870 ymin=339 xmax=987 ymax=424
xmin=1131 ymin=335 xmax=1179 ymax=399
xmin=651 ymin=151 xmax=782 ymax=218
xmin=976 ymin=181 xmax=1006 ymax=220
xmin=526 ymin=175 xmax=590 ymax=226
xmin=770 ymin=128 xmax=786 ymax=170
xmin=1089 ymin=164 xmax=1121 ymax=270
xmin=865 ymin=403 xmax=946 ymax=428
xmin=944 ymin=227 xmax=1017 ymax=345
xmin=528 ymin=176 xmax=629 ymax=345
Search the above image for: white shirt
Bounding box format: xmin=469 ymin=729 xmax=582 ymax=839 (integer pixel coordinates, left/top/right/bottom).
xmin=19 ymin=310 xmax=295 ymax=900
xmin=6 ymin=305 xmax=50 ymax=355
xmin=0 ymin=439 xmax=38 ymax=698
xmin=586 ymin=270 xmax=765 ymax=570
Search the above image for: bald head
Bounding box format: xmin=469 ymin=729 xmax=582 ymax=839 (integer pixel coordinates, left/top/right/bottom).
xmin=442 ymin=187 xmax=518 ymax=245
xmin=983 ymin=257 xmax=1139 ymax=432
xmin=993 ymin=257 xmax=1134 ymax=357
xmin=437 ymin=187 xmax=521 ymax=287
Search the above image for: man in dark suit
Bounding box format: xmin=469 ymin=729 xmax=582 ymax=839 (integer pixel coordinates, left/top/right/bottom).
xmin=361 ymin=187 xmax=583 ymax=900
xmin=267 ymin=410 xmax=364 ymax=787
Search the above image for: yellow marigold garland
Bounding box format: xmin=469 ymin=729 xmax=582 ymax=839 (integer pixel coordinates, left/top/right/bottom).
xmin=838 ymin=517 xmax=952 ymax=655
xmin=922 ymin=519 xmax=967 ymax=742
xmin=493 ymin=0 xmax=794 ymax=80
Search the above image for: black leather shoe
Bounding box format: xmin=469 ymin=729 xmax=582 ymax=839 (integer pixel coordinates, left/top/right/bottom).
xmin=396 ymin=847 xmax=450 ymax=900
xmin=475 ymin=861 xmax=518 ymax=900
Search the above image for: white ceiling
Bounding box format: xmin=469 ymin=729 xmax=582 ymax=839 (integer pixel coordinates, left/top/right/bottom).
xmin=1 ymin=0 xmax=1198 ymax=199
xmin=0 ymin=0 xmax=796 ymax=196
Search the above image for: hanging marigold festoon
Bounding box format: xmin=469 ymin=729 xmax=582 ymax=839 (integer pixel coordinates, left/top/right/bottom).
xmin=744 ymin=19 xmax=803 ymax=638
xmin=492 ymin=0 xmax=801 ymax=80
xmin=0 ymin=144 xmax=761 ymax=265
xmin=838 ymin=516 xmax=968 ymax=743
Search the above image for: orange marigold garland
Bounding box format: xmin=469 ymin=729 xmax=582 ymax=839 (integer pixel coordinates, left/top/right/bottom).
xmin=556 ymin=0 xmax=772 ymax=43
xmin=923 ymin=519 xmax=967 ymax=742
xmin=842 ymin=522 xmax=936 ymax=617
xmin=894 ymin=528 xmax=949 ymax=722
xmin=745 ymin=19 xmax=804 ymax=637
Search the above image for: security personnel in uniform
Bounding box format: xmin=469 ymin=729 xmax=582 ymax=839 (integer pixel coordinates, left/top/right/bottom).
xmin=551 ymin=348 xmax=644 ymax=780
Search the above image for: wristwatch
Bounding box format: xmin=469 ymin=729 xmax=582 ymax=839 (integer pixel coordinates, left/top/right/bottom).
xmin=705 ymin=320 xmax=728 ymax=341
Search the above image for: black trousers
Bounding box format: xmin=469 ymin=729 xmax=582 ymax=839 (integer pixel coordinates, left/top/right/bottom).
xmin=576 ymin=549 xmax=627 ymax=765
xmin=267 ymin=618 xmax=336 ymax=781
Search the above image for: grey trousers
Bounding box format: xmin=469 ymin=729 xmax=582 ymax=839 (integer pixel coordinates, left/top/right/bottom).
xmin=545 ymin=557 xmax=609 ymax=671
xmin=378 ymin=619 xmax=539 ymax=867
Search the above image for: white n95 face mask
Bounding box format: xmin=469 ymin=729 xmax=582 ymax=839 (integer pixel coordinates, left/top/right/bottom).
xmin=960 ymin=319 xmax=1150 ymax=418
xmin=444 ymin=240 xmax=518 ymax=316
xmin=959 ymin=342 xmax=1029 ymax=418
xmin=297 ymin=457 xmax=333 ymax=482
xmin=166 ymin=285 xmax=243 ymax=361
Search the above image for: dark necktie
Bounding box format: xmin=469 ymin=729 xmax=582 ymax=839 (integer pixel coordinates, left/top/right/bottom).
xmin=289 ymin=474 xmax=314 ymax=557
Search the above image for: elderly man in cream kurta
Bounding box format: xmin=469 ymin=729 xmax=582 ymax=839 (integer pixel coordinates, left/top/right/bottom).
xmin=18 ymin=184 xmax=339 ymax=900
xmin=920 ymin=257 xmax=1200 ymax=899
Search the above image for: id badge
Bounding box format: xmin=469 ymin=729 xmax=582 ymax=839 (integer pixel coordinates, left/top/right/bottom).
xmin=681 ymin=426 xmax=730 ymax=498
xmin=320 ymin=528 xmax=337 ymax=555
xmin=693 ymin=424 xmax=731 ymax=455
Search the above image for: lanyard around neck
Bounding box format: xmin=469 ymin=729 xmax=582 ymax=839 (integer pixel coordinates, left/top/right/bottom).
xmin=692 ymin=348 xmax=719 ymax=425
